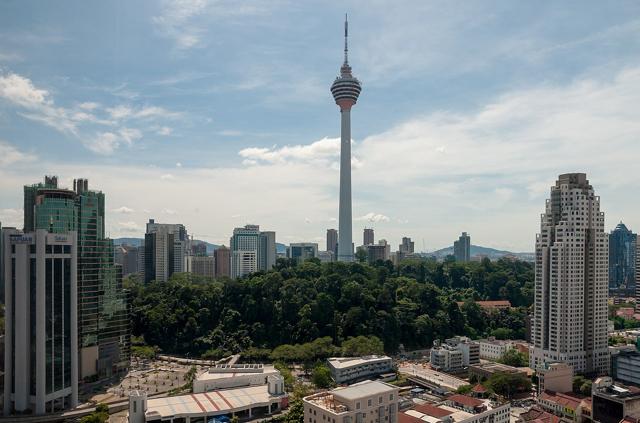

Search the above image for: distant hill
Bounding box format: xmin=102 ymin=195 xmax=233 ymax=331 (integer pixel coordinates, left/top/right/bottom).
xmin=428 ymin=244 xmax=534 ymax=262
xmin=114 ymin=237 xmax=287 ymax=255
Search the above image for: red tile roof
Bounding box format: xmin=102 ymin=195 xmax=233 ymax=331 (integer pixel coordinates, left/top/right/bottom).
xmin=520 ymin=406 xmax=561 ymax=423
xmin=540 ymin=391 xmax=582 ymax=410
xmin=446 ymin=394 xmax=484 ymax=408
xmin=472 ymin=384 xmax=487 ymax=393
xmin=413 ymin=403 xmax=454 ymax=418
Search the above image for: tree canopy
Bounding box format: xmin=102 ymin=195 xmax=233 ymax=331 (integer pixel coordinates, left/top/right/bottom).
xmin=128 ymin=257 xmax=533 ymax=357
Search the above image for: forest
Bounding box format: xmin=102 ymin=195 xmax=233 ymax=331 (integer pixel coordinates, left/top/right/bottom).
xmin=127 ymin=256 xmax=534 ymax=358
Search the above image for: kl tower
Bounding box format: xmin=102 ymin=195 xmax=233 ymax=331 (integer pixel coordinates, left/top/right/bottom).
xmin=331 ymin=15 xmax=361 ymax=262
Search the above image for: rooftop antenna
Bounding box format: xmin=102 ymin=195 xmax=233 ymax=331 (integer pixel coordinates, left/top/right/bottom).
xmin=343 ymin=13 xmax=349 ymax=66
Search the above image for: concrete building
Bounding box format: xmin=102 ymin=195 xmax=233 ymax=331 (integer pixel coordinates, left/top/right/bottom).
xmin=115 ymin=244 xmax=140 ymax=276
xmin=430 ymin=337 xmax=479 ymax=372
xmin=400 ymin=396 xmax=510 ymax=423
xmin=530 ymin=173 xmax=610 ymax=375
xmin=3 ymin=229 xmax=78 ymax=415
xmin=129 ymin=374 xmax=287 ymax=423
xmin=363 ymin=228 xmax=374 ymax=246
xmin=186 ymin=255 xmax=215 ymax=278
xmin=214 ymin=245 xmax=230 ymax=278
xmin=537 ymin=391 xmax=585 ymax=422
xmin=609 ymin=223 xmax=636 ymax=291
xmin=288 ymin=243 xmax=319 ymax=263
xmin=399 ymin=237 xmax=415 ymax=254
xmin=366 ymin=244 xmax=389 ymax=264
xmin=476 ymin=338 xmax=516 ymax=361
xmin=454 ymin=232 xmax=471 ymax=262
xmin=230 ymin=225 xmax=276 ymax=278
xmin=327 ymin=356 xmax=394 ymax=384
xmin=327 ymin=229 xmax=338 ymax=257
xmin=193 ymin=364 xmax=279 ymax=393
xmin=304 ymin=380 xmax=399 ymax=423
xmin=318 ymin=250 xmax=334 ymax=263
xmin=468 ymin=363 xmax=530 ymax=381
xmin=144 ymin=219 xmax=189 ymax=283
xmin=611 ymin=345 xmax=640 ymax=387
xmin=537 ymin=362 xmax=573 ymax=395
xmin=636 ymin=250 xmax=640 ymax=314
xmin=331 ymin=17 xmax=361 ymax=263
xmin=592 ymin=377 xmax=640 ymax=423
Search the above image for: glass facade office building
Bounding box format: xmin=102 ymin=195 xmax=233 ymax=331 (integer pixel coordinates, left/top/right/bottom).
xmin=23 ymin=176 xmax=130 ymax=381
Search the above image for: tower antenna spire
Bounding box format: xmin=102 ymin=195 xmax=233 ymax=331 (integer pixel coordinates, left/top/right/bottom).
xmin=344 ymin=13 xmax=349 ymax=65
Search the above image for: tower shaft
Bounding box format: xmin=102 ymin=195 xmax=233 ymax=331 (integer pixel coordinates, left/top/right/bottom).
xmin=338 ymin=108 xmax=353 ymax=261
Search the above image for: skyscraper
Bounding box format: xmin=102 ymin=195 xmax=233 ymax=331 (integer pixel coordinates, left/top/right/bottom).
xmin=454 ymin=232 xmax=471 ymax=262
xmin=363 ymin=228 xmax=374 ymax=246
xmin=608 ymin=222 xmax=636 ymax=291
xmin=214 ymin=245 xmax=230 ymax=278
xmin=530 ymin=173 xmax=609 ymax=375
xmin=3 ymin=228 xmax=78 ymax=414
xmin=288 ymin=243 xmax=319 ymax=263
xmin=230 ymin=225 xmax=276 ymax=278
xmin=23 ymin=176 xmax=129 ymax=380
xmin=326 ymin=229 xmax=338 ymax=255
xmin=331 ymin=16 xmax=361 ymax=262
xmin=399 ymin=237 xmax=414 ymax=254
xmin=144 ymin=219 xmax=189 ymax=283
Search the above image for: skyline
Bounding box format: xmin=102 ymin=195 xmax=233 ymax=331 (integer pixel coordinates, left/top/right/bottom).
xmin=1 ymin=1 xmax=640 ymax=251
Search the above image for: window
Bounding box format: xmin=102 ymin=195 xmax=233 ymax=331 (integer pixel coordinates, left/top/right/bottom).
xmin=368 ymin=400 xmax=372 ymax=407
xmin=356 ymin=402 xmax=361 ymax=410
xmin=63 ymin=245 xmax=71 ymax=254
xmin=133 ymin=401 xmax=137 ymax=413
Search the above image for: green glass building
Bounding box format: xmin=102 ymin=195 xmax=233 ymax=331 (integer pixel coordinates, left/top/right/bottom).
xmin=23 ymin=176 xmax=130 ymax=382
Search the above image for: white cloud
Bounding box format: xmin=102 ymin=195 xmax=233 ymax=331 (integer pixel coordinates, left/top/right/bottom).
xmin=0 ymin=72 xmax=50 ymax=108
xmin=118 ymin=221 xmax=143 ymax=233
xmin=0 ymin=140 xmax=36 ymax=166
xmin=153 ymin=0 xmax=272 ymax=49
xmin=79 ymin=102 xmax=100 ymax=110
xmin=239 ymin=137 xmax=343 ymax=165
xmin=158 ymin=126 xmax=173 ymax=136
xmin=86 ymin=132 xmax=120 ymax=155
xmin=176 ymin=162 xmax=182 ymax=167
xmin=162 ymin=208 xmax=178 ymax=215
xmin=160 ymin=174 xmax=175 ymax=180
xmin=113 ymin=206 xmax=135 ymax=214
xmin=119 ymin=128 xmax=142 ymax=144
xmin=356 ymin=212 xmax=391 ymax=223
xmin=0 ymin=208 xmax=23 ymax=227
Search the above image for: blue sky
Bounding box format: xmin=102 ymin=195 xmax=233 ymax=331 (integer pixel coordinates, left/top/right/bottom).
xmin=1 ymin=0 xmax=639 ymax=251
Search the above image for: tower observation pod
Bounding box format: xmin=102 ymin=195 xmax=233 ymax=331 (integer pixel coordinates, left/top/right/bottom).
xmin=331 ymin=15 xmax=361 ymax=262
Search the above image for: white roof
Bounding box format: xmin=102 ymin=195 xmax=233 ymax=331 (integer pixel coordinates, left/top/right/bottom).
xmin=328 ymin=356 xmax=392 ymax=369
xmin=196 ymin=365 xmax=278 ymax=381
xmin=332 ymin=380 xmax=397 ymax=401
xmin=145 ymin=385 xmax=283 ymax=419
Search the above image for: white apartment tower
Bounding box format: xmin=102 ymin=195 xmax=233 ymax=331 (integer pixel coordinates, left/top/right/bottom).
xmin=530 ymin=173 xmax=609 ymax=375
xmin=3 ymin=229 xmax=79 ymax=414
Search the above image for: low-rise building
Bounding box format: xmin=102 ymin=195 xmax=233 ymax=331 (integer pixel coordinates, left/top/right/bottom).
xmin=328 ymin=356 xmax=394 ymax=384
xmin=592 ymin=377 xmax=640 ymax=423
xmin=193 ymin=363 xmax=279 ymax=393
xmin=304 ymin=380 xmax=399 ymax=423
xmin=185 ymin=255 xmax=215 ymax=278
xmin=399 ymin=395 xmax=510 ymax=423
xmin=430 ymin=338 xmax=479 ymax=372
xmin=468 ymin=362 xmax=529 ymax=381
xmin=476 ymin=338 xmax=516 ymax=361
xmin=455 ymin=300 xmax=512 ymax=310
xmin=538 ymin=391 xmax=585 ymax=422
xmin=537 ymin=362 xmax=573 ymax=395
xmin=129 ymin=374 xmax=287 ymax=423
xmin=611 ymin=345 xmax=640 ymax=387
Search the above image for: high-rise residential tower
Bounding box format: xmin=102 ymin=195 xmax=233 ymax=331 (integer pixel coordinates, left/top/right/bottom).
xmin=363 ymin=228 xmax=374 ymax=246
xmin=454 ymin=232 xmax=471 ymax=262
xmin=23 ymin=177 xmax=129 ymax=381
xmin=608 ymin=222 xmax=636 ymax=291
xmin=326 ymin=229 xmax=338 ymax=255
xmin=530 ymin=173 xmax=609 ymax=375
xmin=331 ymin=16 xmax=361 ymax=262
